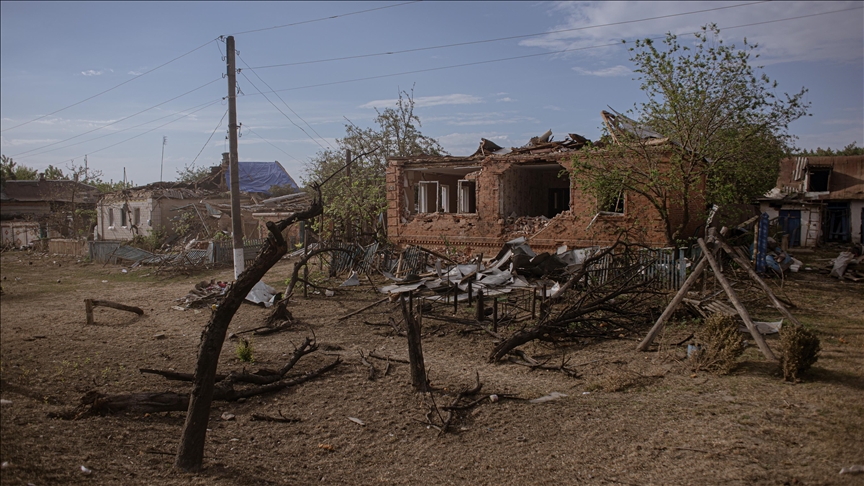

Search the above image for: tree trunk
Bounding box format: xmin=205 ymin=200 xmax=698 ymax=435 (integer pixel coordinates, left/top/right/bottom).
xmin=174 ymin=199 xmax=322 ymax=472
xmin=400 ymin=294 xmax=427 ymax=392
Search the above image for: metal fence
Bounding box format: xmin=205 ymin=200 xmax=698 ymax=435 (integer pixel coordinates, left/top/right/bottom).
xmin=585 ymin=247 xmax=698 ymax=291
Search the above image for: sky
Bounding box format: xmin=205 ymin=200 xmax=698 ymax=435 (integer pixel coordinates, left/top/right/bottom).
xmin=1 ymin=1 xmax=862 ymax=186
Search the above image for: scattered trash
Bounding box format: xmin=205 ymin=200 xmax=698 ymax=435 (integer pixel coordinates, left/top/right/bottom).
xmin=347 ymin=416 xmax=366 ymax=426
xmin=325 ymin=290 xmax=335 ymax=297
xmin=171 ymin=306 xmax=186 ymax=311
xmin=153 ymin=333 xmax=166 ymax=340
xmin=340 ymin=271 xmax=360 ymax=287
xmin=121 ymin=269 xmax=128 ymax=274
xmin=741 ymin=320 xmax=783 ymax=335
xmin=101 ymin=280 xmax=108 ymax=283
xmin=0 ymin=461 xmax=7 ymax=469
xmin=318 ymin=443 xmax=335 ymax=451
xmin=0 ymin=399 xmax=11 ymax=405
xmin=528 ymin=392 xmax=567 ymax=404
xmin=220 ymin=412 xmax=235 ymax=421
xmin=516 ymin=436 xmax=526 ymax=442
xmin=245 ymin=281 xmax=278 ymax=308
xmin=840 ymin=465 xmax=864 ymax=475
xmin=489 ymin=394 xmax=499 ymax=403
xmin=80 ymin=465 xmax=92 ymax=475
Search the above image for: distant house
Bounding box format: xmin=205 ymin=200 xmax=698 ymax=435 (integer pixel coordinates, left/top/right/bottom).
xmin=0 ymin=178 xmax=101 ymax=240
xmin=758 ymin=155 xmax=864 ymax=246
xmin=96 ymin=157 xmax=302 ymax=242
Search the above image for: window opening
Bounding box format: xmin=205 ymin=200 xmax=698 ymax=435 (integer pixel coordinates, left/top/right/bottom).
xmin=108 ymin=208 xmax=114 ymax=227
xmin=808 ymin=169 xmax=830 ymax=192
xmin=440 ymin=185 xmax=451 ymax=213
xmin=133 ymin=208 xmax=141 ymax=225
xmin=121 ymin=207 xmax=127 ymax=227
xmin=417 ymin=181 xmax=439 ymax=214
xmin=601 ymin=190 xmax=625 ymax=214
xmin=458 ymin=180 xmax=477 ymax=214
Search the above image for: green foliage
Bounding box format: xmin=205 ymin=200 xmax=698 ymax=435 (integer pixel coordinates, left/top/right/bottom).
xmin=1 ymin=155 xmax=39 ymax=183
xmin=130 ymin=226 xmax=167 ymax=252
xmin=795 ymin=142 xmax=864 ymax=156
xmin=176 ymin=162 xmax=211 ymax=183
xmin=171 ymin=211 xmax=195 ymax=238
xmin=43 ymin=165 xmax=68 ymax=180
xmin=690 ymin=314 xmax=745 ymax=375
xmin=573 ymin=25 xmax=809 ymax=245
xmin=303 ymin=87 xmax=446 ymax=241
xmin=779 ymin=325 xmax=820 ymax=382
xmin=236 ymin=338 xmax=254 ymax=363
xmin=267 ymin=184 xmax=298 ymax=197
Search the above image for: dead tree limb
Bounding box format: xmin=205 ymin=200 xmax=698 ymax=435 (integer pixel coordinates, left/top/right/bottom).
xmin=175 ymin=191 xmax=323 ymax=473
xmin=400 ymin=294 xmax=428 ymax=392
xmin=85 ymin=299 xmax=144 ymax=325
xmin=358 ymin=350 xmax=376 ymax=380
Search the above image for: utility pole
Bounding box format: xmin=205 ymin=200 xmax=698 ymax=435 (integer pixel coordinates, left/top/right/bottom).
xmin=345 ymin=149 xmax=352 ymax=240
xmin=226 ymin=36 xmax=244 ymax=279
xmin=160 ymin=136 xmax=167 ymax=182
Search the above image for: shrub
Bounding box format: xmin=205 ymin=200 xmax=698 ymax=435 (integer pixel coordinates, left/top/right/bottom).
xmin=779 ymin=325 xmax=820 ymax=382
xmin=690 ymin=314 xmax=745 ymax=374
xmin=236 ymin=338 xmax=254 ymax=363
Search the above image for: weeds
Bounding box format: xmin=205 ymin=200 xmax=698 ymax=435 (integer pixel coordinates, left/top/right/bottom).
xmin=779 ymin=325 xmax=820 ymax=382
xmin=690 ymin=314 xmax=744 ymax=375
xmin=236 ymin=338 xmax=254 ymax=363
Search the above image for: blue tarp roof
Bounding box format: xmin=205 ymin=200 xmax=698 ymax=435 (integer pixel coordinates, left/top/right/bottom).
xmin=225 ymin=161 xmax=299 ymax=196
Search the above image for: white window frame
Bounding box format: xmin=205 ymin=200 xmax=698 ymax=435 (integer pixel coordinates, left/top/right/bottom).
xmin=418 ymin=181 xmax=439 ymax=214
xmin=458 ymin=180 xmax=476 ymax=214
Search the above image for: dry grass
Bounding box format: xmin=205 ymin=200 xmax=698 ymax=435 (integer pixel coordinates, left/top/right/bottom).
xmin=779 ymin=325 xmax=821 ymax=382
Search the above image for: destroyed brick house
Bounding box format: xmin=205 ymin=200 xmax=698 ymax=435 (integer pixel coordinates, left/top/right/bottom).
xmin=758 ymin=155 xmax=864 ymax=246
xmin=1 ymin=178 xmax=102 ymax=247
xmin=385 ymin=114 xmax=705 ymax=254
xmin=97 ymin=156 xmax=305 ymax=245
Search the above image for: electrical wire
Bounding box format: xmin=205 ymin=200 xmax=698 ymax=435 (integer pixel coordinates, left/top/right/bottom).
xmin=10 ymin=78 xmax=223 ymax=158
xmin=247 ymin=1 xmax=771 ymax=70
xmin=243 ymin=127 xmax=303 ymax=163
xmin=230 ymin=1 xmax=421 ymax=36
xmin=1 ymin=38 xmax=219 ymax=133
xmin=59 ymin=100 xmax=221 ymax=160
xmin=190 ymin=108 xmax=229 ymax=166
xmin=237 ymin=70 xmax=329 ymax=152
xmin=245 ymin=6 xmax=864 ymax=96
xmin=238 ymin=54 xmax=334 ymax=150
xmin=15 ymin=98 xmax=223 ymax=160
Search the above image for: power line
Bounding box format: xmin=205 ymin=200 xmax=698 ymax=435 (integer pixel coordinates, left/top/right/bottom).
xmin=1 ymin=38 xmax=219 ymax=133
xmin=243 ymin=127 xmax=303 ymax=164
xmin=237 ymin=69 xmax=330 ymax=151
xmin=230 ymin=1 xmax=422 ymax=36
xmin=243 ymin=6 xmax=863 ymax=96
xmin=61 ymin=100 xmax=221 ymax=160
xmin=247 ymin=1 xmax=771 ymax=70
xmin=237 ymin=54 xmax=334 ymax=150
xmin=191 ymin=108 xmax=229 ymax=166
xmin=15 ymin=98 xmax=224 ymax=160
xmin=10 ymin=78 xmax=223 ymax=158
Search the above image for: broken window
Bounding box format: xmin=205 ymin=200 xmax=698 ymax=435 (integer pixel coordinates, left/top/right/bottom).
xmin=458 ymin=180 xmax=477 ymax=214
xmin=808 ymin=168 xmax=830 ymax=192
xmin=404 ymin=166 xmax=480 ymax=215
xmin=121 ymin=206 xmax=127 ymax=227
xmin=601 ymin=191 xmax=625 ymax=214
xmin=133 ymin=208 xmax=141 ymax=225
xmin=500 ymin=163 xmax=570 ymax=218
xmin=108 ymin=208 xmax=114 ymax=227
xmin=417 ymin=181 xmax=439 ymax=213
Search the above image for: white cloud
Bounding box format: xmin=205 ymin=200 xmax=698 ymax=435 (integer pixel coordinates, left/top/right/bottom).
xmin=496 ymin=97 xmax=514 ymax=102
xmin=425 ymin=112 xmax=538 ymax=127
xmin=128 ymin=70 xmax=143 ymax=76
xmin=1 ymin=136 xmax=60 ymax=148
xmin=544 ymin=105 xmax=563 ymax=111
xmin=359 ymin=94 xmax=483 ymax=109
xmin=81 ymin=70 xmax=104 ymax=76
xmin=572 ymin=65 xmax=631 ymax=77
xmin=520 ymin=1 xmax=864 ymax=64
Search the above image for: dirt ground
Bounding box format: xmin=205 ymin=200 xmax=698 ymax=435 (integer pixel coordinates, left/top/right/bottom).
xmin=1 ymin=246 xmax=862 ymax=485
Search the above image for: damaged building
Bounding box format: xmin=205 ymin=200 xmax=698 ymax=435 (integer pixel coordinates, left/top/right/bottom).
xmin=759 ymin=155 xmax=864 ymax=246
xmin=385 ymin=118 xmax=704 ymax=253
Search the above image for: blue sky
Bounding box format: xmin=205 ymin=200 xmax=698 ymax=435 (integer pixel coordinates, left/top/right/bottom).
xmin=2 ymin=1 xmax=862 ymax=186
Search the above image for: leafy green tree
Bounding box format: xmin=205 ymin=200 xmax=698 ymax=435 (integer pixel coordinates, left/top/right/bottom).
xmin=1 ymin=155 xmax=39 ymax=183
xmin=304 ymin=87 xmax=446 ymax=242
xmin=572 ymin=25 xmax=809 ymax=245
xmin=176 ymin=162 xmax=212 ymax=183
xmin=43 ymin=164 xmax=68 ymax=180
xmin=798 ymin=142 xmax=863 ymax=156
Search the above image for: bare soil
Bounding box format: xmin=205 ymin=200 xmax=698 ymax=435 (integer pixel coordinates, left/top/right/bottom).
xmin=1 ymin=247 xmax=862 ymax=485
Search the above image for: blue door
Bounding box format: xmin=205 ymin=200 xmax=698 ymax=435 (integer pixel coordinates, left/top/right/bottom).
xmin=779 ymin=210 xmax=801 ymax=247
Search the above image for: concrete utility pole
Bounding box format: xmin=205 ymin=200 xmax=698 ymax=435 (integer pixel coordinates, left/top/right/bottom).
xmin=226 ymin=36 xmax=244 ymax=279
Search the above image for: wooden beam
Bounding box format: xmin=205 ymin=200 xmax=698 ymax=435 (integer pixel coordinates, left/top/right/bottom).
xmin=697 ymin=238 xmax=776 ymax=361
